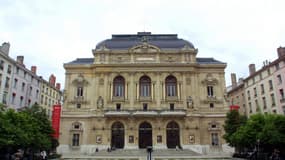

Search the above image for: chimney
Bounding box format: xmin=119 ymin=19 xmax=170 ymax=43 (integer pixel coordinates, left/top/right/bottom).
xmin=238 ymin=78 xmax=244 ymax=83
xmin=277 ymin=47 xmax=285 ymax=58
xmin=49 ymin=74 xmax=56 ymax=86
xmin=249 ymin=64 xmax=256 ymax=75
xmin=231 ymin=73 xmax=237 ymax=87
xmin=0 ymin=42 xmax=10 ymax=55
xmin=56 ymin=83 xmax=61 ymax=90
xmin=16 ymin=56 xmax=24 ymax=65
xmin=31 ymin=66 xmax=37 ymax=74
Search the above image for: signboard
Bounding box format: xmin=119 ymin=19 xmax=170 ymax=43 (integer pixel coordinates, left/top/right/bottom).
xmin=52 ymin=105 xmax=61 ymax=139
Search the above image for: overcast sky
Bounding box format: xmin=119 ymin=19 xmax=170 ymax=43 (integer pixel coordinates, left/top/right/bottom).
xmin=1 ymin=0 xmax=285 ymax=88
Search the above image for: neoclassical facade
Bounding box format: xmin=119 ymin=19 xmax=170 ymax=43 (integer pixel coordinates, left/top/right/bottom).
xmin=58 ymin=32 xmax=230 ymax=155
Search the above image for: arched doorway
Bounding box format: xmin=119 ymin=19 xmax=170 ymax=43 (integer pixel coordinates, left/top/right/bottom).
xmin=166 ymin=121 xmax=180 ymax=148
xmin=111 ymin=121 xmax=124 ymax=149
xmin=139 ymin=122 xmax=152 ymax=148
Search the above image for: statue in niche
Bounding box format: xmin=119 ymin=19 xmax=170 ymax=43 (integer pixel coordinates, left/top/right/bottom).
xmin=187 ymin=96 xmax=194 ymax=108
xmin=97 ymin=96 xmax=104 ymax=109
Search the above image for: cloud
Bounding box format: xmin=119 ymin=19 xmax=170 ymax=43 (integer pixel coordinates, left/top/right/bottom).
xmin=1 ymin=0 xmax=285 ymax=87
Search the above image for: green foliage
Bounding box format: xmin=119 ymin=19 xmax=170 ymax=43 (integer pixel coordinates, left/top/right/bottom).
xmin=223 ymin=110 xmax=247 ymax=147
xmin=228 ymin=113 xmax=285 ymax=152
xmin=0 ymin=104 xmax=55 ymax=152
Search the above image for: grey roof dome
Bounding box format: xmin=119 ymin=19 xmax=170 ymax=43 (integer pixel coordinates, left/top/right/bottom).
xmin=95 ymin=32 xmax=195 ymax=50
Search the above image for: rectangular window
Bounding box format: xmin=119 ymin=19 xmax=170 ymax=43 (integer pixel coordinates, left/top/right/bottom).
xmin=0 ymin=74 xmax=2 ymax=86
xmin=255 ymin=100 xmax=259 ymax=111
xmin=170 ymin=103 xmax=174 ymax=110
xmin=269 ymin=80 xmax=273 ymax=90
xmin=271 ymin=93 xmax=276 ymax=106
xmin=36 ymin=90 xmax=39 ymax=98
xmin=143 ymin=103 xmax=148 ymax=111
xmin=249 ymin=102 xmax=252 ymax=113
xmin=13 ymin=78 xmax=18 ymax=88
xmin=76 ymin=103 xmax=81 ymax=108
xmin=116 ymin=103 xmax=121 ymax=110
xmin=262 ymin=97 xmax=266 ymax=109
xmin=7 ymin=65 xmax=11 ymax=74
xmin=2 ymin=91 xmax=7 ymax=104
xmin=277 ymin=75 xmax=282 ymax=84
xmin=0 ymin=60 xmax=4 ymax=70
xmin=210 ymin=103 xmax=214 ymax=108
xmin=22 ymin=82 xmax=25 ymax=92
xmin=29 ymin=86 xmax=32 ymax=96
xmin=279 ymin=89 xmax=285 ymax=100
xmin=253 ymin=88 xmax=257 ymax=97
xmin=41 ymin=95 xmax=44 ymax=104
xmin=211 ymin=133 xmax=219 ymax=146
xmin=260 ymin=84 xmax=264 ymax=94
xmin=5 ymin=77 xmax=9 ymax=89
xmin=20 ymin=96 xmax=23 ymax=106
xmin=72 ymin=134 xmax=80 ymax=146
xmin=247 ymin=90 xmax=251 ymax=100
xmin=207 ymin=86 xmax=214 ymax=97
xmin=77 ymin=87 xmax=83 ymax=97
xmin=11 ymin=93 xmax=16 ymax=104
xmin=16 ymin=67 xmax=19 ymax=74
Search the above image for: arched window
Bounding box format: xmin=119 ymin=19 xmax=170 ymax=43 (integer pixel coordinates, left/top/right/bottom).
xmin=140 ymin=76 xmax=151 ymax=97
xmin=113 ymin=76 xmax=125 ymax=97
xmin=165 ymin=76 xmax=177 ymax=97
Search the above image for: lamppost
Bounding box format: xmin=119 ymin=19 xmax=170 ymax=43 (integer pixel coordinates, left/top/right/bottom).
xmin=257 ymin=139 xmax=260 ymax=158
xmin=147 ymin=146 xmax=153 ymax=160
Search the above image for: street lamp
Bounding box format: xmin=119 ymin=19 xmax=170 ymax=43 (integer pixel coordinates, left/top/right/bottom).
xmin=147 ymin=146 xmax=153 ymax=160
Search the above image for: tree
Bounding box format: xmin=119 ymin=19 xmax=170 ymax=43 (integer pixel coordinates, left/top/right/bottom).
xmin=231 ymin=114 xmax=285 ymax=154
xmin=0 ymin=104 xmax=55 ymax=156
xmin=223 ymin=110 xmax=247 ymax=148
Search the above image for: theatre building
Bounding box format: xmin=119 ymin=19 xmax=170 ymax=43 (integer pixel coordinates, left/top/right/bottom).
xmin=58 ymin=32 xmax=230 ymax=155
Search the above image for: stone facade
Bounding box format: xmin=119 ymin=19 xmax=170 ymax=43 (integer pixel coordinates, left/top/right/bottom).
xmin=0 ymin=42 xmax=62 ymax=114
xmin=58 ymin=32 xmax=230 ymax=155
xmin=227 ymin=47 xmax=285 ymax=116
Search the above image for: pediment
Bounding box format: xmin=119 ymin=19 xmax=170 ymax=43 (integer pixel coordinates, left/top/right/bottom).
xmin=72 ymin=74 xmax=89 ymax=86
xmin=201 ymin=73 xmax=218 ymax=85
xmin=129 ymin=43 xmax=160 ymax=53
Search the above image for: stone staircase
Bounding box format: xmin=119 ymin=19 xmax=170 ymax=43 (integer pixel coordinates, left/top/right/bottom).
xmin=62 ymin=149 xmax=232 ymax=160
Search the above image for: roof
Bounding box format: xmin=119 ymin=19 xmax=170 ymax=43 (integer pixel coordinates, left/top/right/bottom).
xmin=95 ymin=32 xmax=195 ymax=50
xmin=65 ymin=57 xmax=225 ymax=65
xmin=196 ymin=58 xmax=225 ymax=64
xmin=66 ymin=58 xmax=93 ymax=64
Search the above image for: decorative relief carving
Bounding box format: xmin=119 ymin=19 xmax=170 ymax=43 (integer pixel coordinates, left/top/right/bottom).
xmin=109 ymin=54 xmax=130 ymax=63
xmin=201 ymin=73 xmax=218 ymax=85
xmin=129 ymin=43 xmax=160 ymax=54
xmin=201 ymin=96 xmax=223 ymax=104
xmin=72 ymin=74 xmax=89 ymax=86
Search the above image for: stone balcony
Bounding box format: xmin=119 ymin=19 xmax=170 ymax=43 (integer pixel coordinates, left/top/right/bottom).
xmin=104 ymin=109 xmax=186 ymax=117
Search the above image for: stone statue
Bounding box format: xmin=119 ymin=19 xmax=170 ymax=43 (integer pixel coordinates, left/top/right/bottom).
xmin=187 ymin=96 xmax=194 ymax=108
xmin=97 ymin=96 xmax=104 ymax=108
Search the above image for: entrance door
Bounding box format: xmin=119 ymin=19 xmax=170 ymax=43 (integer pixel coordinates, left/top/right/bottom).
xmin=139 ymin=122 xmax=152 ymax=148
xmin=111 ymin=122 xmax=124 ymax=149
xmin=166 ymin=121 xmax=180 ymax=148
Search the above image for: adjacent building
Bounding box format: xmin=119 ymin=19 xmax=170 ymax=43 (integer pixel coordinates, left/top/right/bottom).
xmin=58 ymin=32 xmax=230 ymax=155
xmin=0 ymin=42 xmax=62 ymax=115
xmin=227 ymin=47 xmax=285 ymax=117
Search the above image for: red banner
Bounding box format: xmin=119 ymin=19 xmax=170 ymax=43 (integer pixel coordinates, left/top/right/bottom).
xmin=52 ymin=105 xmax=61 ymax=139
xmin=230 ymin=105 xmax=240 ymax=111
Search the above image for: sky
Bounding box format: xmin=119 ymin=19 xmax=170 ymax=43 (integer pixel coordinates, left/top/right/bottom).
xmin=1 ymin=0 xmax=285 ymax=88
